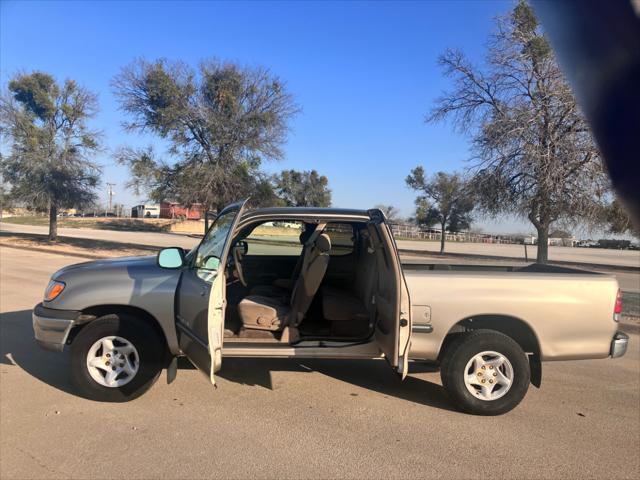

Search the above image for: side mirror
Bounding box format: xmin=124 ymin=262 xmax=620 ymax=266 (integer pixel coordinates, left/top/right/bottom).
xmin=157 ymin=247 xmax=185 ymax=269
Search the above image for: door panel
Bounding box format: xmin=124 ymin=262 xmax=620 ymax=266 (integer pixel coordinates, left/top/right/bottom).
xmin=175 ymin=269 xmax=211 ymax=373
xmin=175 ymin=200 xmax=248 ymax=382
xmin=207 ymin=267 xmax=226 ymax=384
xmin=367 ymin=209 xmax=412 ymax=378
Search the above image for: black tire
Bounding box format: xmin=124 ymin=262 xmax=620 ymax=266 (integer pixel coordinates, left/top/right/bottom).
xmin=440 ymin=329 xmax=530 ymax=415
xmin=70 ymin=314 xmax=165 ymax=402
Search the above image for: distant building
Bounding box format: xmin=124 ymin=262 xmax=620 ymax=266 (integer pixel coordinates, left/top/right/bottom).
xmin=58 ymin=208 xmax=78 ymax=216
xmin=529 ymin=235 xmax=576 ymax=247
xmin=548 ymin=237 xmax=576 ymax=247
xmin=159 ymin=202 xmax=203 ymax=220
xmin=131 ymin=204 xmax=160 ymax=218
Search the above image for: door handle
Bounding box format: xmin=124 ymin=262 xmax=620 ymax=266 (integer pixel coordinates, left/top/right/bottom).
xmin=200 ymin=286 xmax=207 ymax=297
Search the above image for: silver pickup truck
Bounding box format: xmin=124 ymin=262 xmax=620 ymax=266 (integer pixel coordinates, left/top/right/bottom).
xmin=32 ymin=201 xmax=628 ymax=415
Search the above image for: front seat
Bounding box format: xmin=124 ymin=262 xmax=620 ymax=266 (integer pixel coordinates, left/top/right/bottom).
xmin=237 ymin=233 xmax=331 ymax=333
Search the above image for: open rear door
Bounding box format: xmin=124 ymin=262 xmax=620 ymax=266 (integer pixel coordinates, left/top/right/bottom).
xmin=367 ymin=208 xmax=412 ymax=379
xmin=175 ymin=199 xmax=248 ymax=386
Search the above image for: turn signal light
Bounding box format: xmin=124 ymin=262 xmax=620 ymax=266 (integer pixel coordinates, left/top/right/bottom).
xmin=44 ymin=280 xmax=65 ymax=302
xmin=613 ymin=289 xmax=623 ymax=322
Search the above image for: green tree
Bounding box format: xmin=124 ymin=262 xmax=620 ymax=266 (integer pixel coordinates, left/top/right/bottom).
xmin=273 ymin=169 xmax=331 ymax=207
xmin=428 ymin=1 xmax=607 ymax=263
xmin=115 ymin=145 xmax=280 ymax=211
xmin=113 ymin=58 xmax=299 ymax=213
xmin=604 ymin=199 xmax=639 ymax=238
xmin=406 ymin=167 xmax=474 ymax=253
xmin=0 ymin=72 xmax=101 ymax=240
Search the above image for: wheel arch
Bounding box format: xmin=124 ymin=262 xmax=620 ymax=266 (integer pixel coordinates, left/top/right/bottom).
xmin=67 ymin=304 xmax=170 ymax=361
xmin=438 ymin=314 xmax=542 ymax=388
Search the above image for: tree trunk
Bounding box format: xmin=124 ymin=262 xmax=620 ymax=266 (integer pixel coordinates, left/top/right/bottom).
xmin=440 ymin=221 xmax=446 ymax=254
xmin=536 ymin=224 xmax=549 ymax=263
xmin=48 ymin=199 xmax=58 ymax=241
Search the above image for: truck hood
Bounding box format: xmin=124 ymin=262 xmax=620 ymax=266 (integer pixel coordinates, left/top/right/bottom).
xmin=52 ymin=255 xmax=157 ymax=280
xmin=46 ymin=254 xmax=184 ymax=312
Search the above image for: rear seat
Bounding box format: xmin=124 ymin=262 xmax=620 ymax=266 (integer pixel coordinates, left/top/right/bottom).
xmin=321 ymin=231 xmax=376 ymax=337
xmin=322 ymin=286 xmax=368 ymax=322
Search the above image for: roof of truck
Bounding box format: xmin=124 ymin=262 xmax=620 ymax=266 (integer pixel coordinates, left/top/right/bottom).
xmin=239 ymin=206 xmax=372 ymax=222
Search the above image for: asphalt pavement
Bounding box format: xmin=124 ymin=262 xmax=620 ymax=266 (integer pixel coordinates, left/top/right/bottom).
xmin=1 ymin=247 xmax=639 ymax=479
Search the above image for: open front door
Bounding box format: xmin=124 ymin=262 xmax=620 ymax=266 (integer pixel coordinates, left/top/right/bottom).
xmin=367 ymin=208 xmax=412 ymax=379
xmin=175 ymin=199 xmax=248 ymax=385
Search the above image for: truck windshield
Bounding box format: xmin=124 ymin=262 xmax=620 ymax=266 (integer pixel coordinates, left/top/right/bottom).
xmin=194 ymin=207 xmax=238 ymax=272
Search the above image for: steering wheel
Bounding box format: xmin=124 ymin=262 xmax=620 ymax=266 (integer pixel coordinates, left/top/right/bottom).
xmin=233 ymin=243 xmax=247 ymax=286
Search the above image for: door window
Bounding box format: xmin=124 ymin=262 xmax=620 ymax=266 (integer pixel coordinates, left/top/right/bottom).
xmin=193 ymin=207 xmax=239 ymax=280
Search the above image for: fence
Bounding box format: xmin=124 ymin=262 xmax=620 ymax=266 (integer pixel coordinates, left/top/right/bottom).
xmin=389 ymin=223 xmax=532 ymax=245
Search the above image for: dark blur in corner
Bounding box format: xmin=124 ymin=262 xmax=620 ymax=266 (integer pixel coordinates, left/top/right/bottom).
xmin=532 ymin=0 xmax=640 ymax=231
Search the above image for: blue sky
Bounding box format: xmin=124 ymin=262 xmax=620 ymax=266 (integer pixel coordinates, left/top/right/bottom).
xmin=1 ymin=0 xmax=532 ymax=233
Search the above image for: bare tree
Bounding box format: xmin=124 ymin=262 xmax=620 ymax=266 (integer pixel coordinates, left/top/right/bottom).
xmin=406 ymin=167 xmax=474 ymax=253
xmin=113 ymin=58 xmax=299 ymax=213
xmin=0 ymin=72 xmax=101 ymax=240
xmin=428 ymin=1 xmax=608 ymax=262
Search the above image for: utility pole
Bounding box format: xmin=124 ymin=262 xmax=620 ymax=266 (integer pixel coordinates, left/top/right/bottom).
xmin=106 ymin=183 xmax=116 ymax=215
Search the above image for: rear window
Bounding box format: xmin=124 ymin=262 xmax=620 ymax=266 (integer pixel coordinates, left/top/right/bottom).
xmin=244 ymin=221 xmax=304 ymax=256
xmin=324 ymin=223 xmax=355 ymax=256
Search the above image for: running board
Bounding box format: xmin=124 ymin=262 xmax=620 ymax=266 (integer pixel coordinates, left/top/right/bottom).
xmin=222 ymin=341 xmax=382 ymax=359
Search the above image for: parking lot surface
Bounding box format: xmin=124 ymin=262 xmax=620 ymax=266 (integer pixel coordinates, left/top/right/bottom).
xmin=1 ymin=249 xmax=639 ymax=479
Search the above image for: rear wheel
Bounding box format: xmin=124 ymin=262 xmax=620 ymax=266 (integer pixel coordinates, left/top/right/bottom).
xmin=440 ymin=329 xmax=530 ymax=415
xmin=70 ymin=314 xmax=165 ymax=402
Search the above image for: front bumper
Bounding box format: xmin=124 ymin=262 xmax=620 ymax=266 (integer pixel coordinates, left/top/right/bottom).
xmin=610 ymin=331 xmax=629 ymax=359
xmin=32 ymin=303 xmax=81 ymax=352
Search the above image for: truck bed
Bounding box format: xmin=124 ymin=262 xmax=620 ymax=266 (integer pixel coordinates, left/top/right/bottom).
xmin=402 ymin=262 xmax=602 ymax=275
xmin=402 ymin=262 xmax=618 ymax=361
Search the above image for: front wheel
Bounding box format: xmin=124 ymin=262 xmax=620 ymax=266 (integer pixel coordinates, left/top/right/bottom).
xmin=70 ymin=314 xmax=165 ymax=402
xmin=440 ymin=330 xmax=530 ymax=415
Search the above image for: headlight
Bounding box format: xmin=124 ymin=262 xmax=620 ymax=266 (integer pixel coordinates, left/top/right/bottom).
xmin=44 ymin=280 xmax=65 ymax=302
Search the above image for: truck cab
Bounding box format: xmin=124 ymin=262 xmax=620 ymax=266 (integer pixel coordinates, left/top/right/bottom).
xmin=161 ymin=201 xmax=412 ymax=385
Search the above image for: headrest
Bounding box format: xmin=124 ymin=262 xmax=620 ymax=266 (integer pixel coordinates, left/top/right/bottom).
xmin=299 ymin=228 xmax=314 ymax=245
xmin=315 ymin=233 xmax=331 ymax=253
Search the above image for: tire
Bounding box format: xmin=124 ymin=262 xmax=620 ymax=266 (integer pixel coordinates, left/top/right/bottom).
xmin=70 ymin=314 xmax=165 ymax=402
xmin=440 ymin=329 xmax=530 ymax=415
